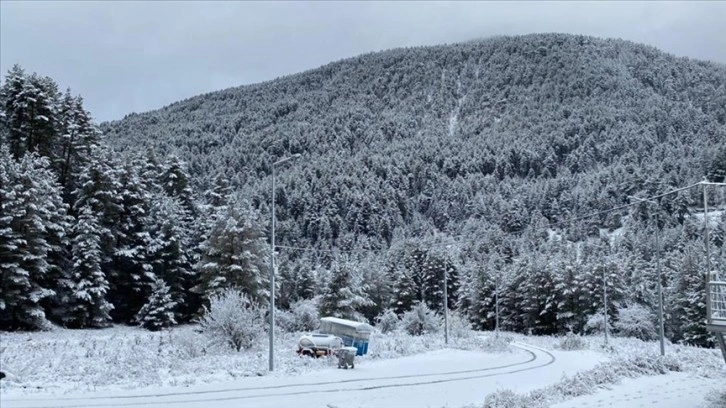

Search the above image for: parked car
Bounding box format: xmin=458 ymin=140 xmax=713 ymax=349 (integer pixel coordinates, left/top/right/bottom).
xmin=297 ymin=333 xmax=343 ymax=357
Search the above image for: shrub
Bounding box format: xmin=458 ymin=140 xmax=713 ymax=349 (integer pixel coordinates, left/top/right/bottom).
xmin=198 ymin=289 xmax=265 ymax=351
xmin=400 ymin=302 xmax=441 ymax=336
xmin=275 ymin=298 xmax=320 ymax=333
xmin=584 ymin=310 xmax=613 ymax=335
xmin=171 ymin=327 xmax=213 ymax=359
xmin=705 ymin=390 xmax=726 ymax=408
xmin=291 ymin=298 xmax=320 ymax=332
xmin=374 ymin=308 xmax=399 ymax=334
xmin=483 ymin=389 xmax=530 ymax=408
xmin=614 ymin=304 xmax=657 ymax=341
xmin=274 ymin=308 xmax=297 ymax=333
xmin=480 ymin=333 xmax=513 ymax=352
xmin=447 ymin=310 xmax=472 ymax=338
xmin=557 ymin=332 xmax=588 ymax=351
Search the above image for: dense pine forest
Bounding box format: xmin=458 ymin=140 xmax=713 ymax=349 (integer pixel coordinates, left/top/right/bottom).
xmin=2 ymin=33 xmax=726 ymax=347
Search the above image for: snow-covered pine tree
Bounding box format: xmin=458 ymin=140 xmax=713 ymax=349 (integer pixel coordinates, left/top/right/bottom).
xmin=421 ymin=251 xmax=459 ymax=313
xmin=195 ymin=198 xmax=268 ymax=304
xmin=460 ymin=261 xmax=498 ymax=331
xmin=519 ymin=256 xmax=558 ymax=335
xmin=158 ymin=155 xmax=197 ymax=217
xmin=62 ymin=205 xmax=113 ymax=328
xmin=0 ymin=148 xmax=68 ymax=330
xmin=318 ymin=260 xmax=373 ymax=320
xmin=54 ymin=90 xmax=99 ymax=204
xmin=144 ymin=193 xmax=194 ymax=322
xmin=392 ymin=268 xmax=417 ymax=315
xmin=135 ymin=278 xmax=177 ymax=331
xmin=72 ymin=146 xmax=122 ymax=262
xmin=0 ymin=65 xmax=59 ymax=160
xmin=109 ymin=155 xmax=155 ymax=323
xmin=671 ymin=243 xmax=713 ymax=347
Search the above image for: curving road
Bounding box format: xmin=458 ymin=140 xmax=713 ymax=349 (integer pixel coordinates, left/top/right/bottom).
xmin=5 ymin=343 xmax=604 ymax=408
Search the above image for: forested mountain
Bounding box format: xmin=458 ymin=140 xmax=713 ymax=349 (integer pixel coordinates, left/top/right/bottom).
xmin=3 ymin=34 xmax=726 ymax=347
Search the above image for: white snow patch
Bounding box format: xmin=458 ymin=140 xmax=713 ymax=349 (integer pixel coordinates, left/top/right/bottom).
xmin=551 ymin=372 xmax=724 ymax=408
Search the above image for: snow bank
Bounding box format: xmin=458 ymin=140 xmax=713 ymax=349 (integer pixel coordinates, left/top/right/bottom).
xmin=479 ymin=333 xmax=726 ymax=408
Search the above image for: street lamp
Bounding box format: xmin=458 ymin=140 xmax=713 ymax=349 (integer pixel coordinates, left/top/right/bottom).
xmin=629 ymin=195 xmax=665 ymax=356
xmin=269 ymin=153 xmax=301 ymax=371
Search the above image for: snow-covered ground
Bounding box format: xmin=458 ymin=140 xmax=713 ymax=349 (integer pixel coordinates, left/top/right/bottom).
xmin=550 ymin=373 xmax=723 ymax=408
xmin=1 ymin=326 xmax=724 ymax=408
xmin=3 ymin=342 xmax=605 ymax=408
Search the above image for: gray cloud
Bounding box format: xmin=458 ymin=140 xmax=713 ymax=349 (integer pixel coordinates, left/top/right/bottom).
xmin=2 ymin=1 xmax=724 ymax=122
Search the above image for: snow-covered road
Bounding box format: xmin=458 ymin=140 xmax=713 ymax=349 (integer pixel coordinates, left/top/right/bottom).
xmin=4 ymin=342 xmax=605 ymax=408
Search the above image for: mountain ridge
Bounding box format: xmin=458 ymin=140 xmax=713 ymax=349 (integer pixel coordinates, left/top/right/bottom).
xmin=101 ymin=32 xmax=726 ymax=252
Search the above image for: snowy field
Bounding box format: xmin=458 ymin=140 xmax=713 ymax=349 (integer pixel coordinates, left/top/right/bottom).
xmin=1 ymin=326 xmax=724 ymax=408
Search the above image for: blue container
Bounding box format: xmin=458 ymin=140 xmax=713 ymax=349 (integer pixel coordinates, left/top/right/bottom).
xmin=319 ymin=317 xmax=373 ymax=356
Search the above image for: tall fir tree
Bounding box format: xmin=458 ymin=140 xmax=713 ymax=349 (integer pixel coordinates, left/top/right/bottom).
xmin=144 ymin=194 xmax=195 ymax=321
xmin=195 ymin=199 xmax=268 ymax=304
xmin=318 ymin=261 xmax=373 ymax=320
xmin=0 ymin=148 xmax=68 ymax=330
xmin=61 ymin=206 xmax=113 ymax=328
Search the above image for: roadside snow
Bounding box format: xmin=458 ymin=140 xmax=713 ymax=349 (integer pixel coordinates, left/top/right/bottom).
xmin=550 ymin=372 xmax=724 ymax=408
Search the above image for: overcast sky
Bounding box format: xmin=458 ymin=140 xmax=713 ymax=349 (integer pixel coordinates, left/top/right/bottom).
xmin=2 ymin=1 xmax=725 ymax=123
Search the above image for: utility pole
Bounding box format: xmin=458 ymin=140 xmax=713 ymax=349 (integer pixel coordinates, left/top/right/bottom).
xmin=704 ymin=184 xmax=711 ymax=322
xmin=269 ymin=154 xmax=301 ymax=372
xmin=495 ymin=268 xmax=500 ymax=339
xmin=443 ymin=264 xmax=449 ymax=345
xmin=603 ymin=268 xmax=609 ymax=346
xmin=655 ymin=211 xmax=665 ymax=356
xmin=629 ymin=195 xmax=665 ymax=356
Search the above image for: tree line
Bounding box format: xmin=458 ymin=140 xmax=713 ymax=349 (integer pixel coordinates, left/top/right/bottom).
xmin=3 ymin=33 xmax=726 ymax=348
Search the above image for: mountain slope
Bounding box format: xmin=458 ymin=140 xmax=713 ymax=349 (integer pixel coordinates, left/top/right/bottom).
xmin=102 ymin=33 xmax=726 ymax=249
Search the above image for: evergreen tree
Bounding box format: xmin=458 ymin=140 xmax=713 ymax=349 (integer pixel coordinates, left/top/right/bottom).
xmin=318 ymin=261 xmax=372 ymax=320
xmin=108 ymin=156 xmax=155 ymax=323
xmin=672 ymin=244 xmax=713 ymax=347
xmin=54 ymin=90 xmax=99 ymax=204
xmin=135 ymin=279 xmax=177 ymax=331
xmin=195 ymin=199 xmax=268 ymax=303
xmin=0 ymin=148 xmax=68 ymax=330
xmin=61 ymin=206 xmax=113 ymax=328
xmin=0 ymin=65 xmax=59 ymax=160
xmin=144 ymin=194 xmax=195 ymax=321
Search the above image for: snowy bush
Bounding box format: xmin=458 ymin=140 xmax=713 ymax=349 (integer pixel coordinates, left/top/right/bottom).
xmin=557 ymin=332 xmax=588 ymax=351
xmin=705 ymin=389 xmax=726 ymax=408
xmin=447 ymin=310 xmax=472 ymax=338
xmin=198 ymin=289 xmax=265 ymax=351
xmin=482 ymin=389 xmax=530 ymax=408
xmin=613 ymin=304 xmax=657 ymax=341
xmin=274 ymin=299 xmax=320 ymax=333
xmin=480 ymin=333 xmax=513 ymax=352
xmin=274 ymin=308 xmax=297 ymax=333
xmin=400 ymin=302 xmax=441 ymax=336
xmin=583 ymin=311 xmax=613 ymax=335
xmin=290 ymin=298 xmax=320 ymax=332
xmin=171 ymin=328 xmax=213 ymax=359
xmin=374 ymin=308 xmax=399 ymax=334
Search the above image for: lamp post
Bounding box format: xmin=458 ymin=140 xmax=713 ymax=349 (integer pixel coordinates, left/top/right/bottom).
xmin=269 ymin=153 xmax=301 ymax=372
xmin=629 ymin=195 xmax=665 ymax=356
xmin=443 ymin=264 xmax=449 ymax=345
